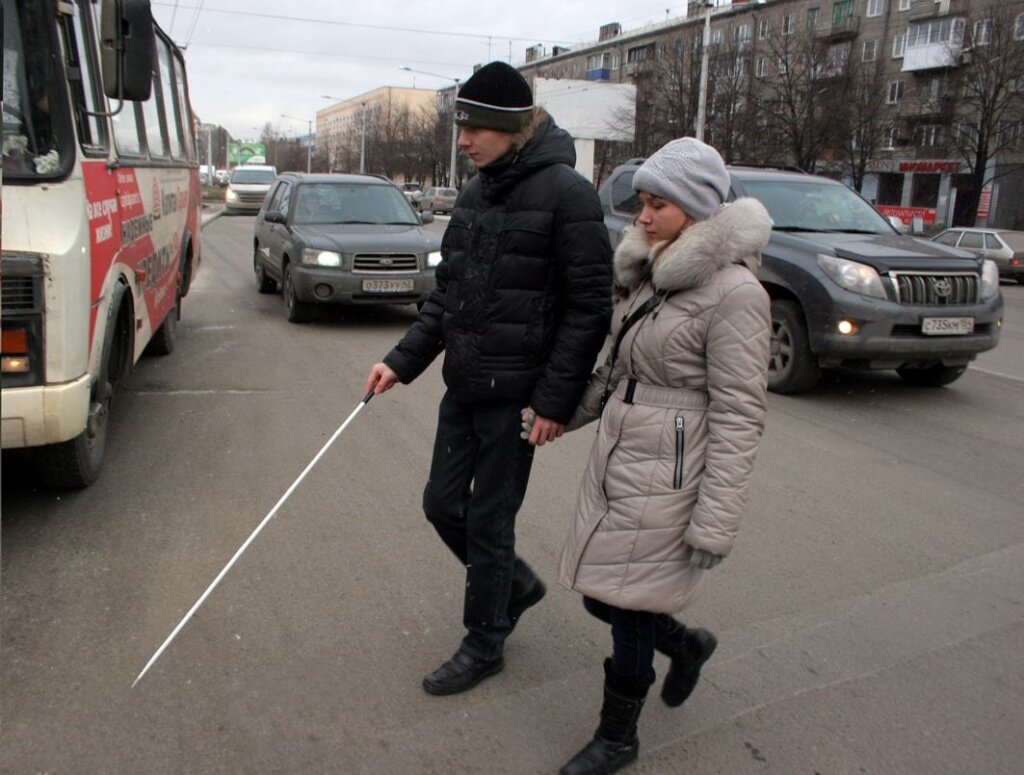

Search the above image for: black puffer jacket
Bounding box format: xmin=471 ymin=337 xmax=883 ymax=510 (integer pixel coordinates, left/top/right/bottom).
xmin=384 ymin=115 xmax=613 ymax=423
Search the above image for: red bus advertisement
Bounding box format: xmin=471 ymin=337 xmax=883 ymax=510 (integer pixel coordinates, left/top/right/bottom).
xmin=2 ymin=0 xmax=202 ymax=486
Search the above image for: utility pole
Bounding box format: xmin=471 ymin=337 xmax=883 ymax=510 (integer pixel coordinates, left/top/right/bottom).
xmin=695 ymin=1 xmax=713 ymax=142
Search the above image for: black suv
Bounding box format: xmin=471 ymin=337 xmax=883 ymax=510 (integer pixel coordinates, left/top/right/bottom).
xmin=600 ymin=163 xmax=1004 ymax=392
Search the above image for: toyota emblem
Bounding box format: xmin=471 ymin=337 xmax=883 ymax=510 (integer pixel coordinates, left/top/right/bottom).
xmin=933 ymin=278 xmax=952 ymax=298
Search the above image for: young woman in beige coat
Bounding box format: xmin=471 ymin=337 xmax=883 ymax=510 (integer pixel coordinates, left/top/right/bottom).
xmin=550 ymin=138 xmax=772 ymax=774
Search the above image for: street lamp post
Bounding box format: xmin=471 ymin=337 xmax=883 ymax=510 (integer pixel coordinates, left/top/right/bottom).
xmin=322 ymin=95 xmax=366 ymax=174
xmin=400 ymin=66 xmax=461 ymax=187
xmin=695 ymin=1 xmax=713 ymax=142
xmin=280 ymin=114 xmax=313 ymax=173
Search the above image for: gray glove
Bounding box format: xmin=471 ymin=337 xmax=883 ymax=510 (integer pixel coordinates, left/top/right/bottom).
xmin=687 ymin=546 xmax=723 ymax=570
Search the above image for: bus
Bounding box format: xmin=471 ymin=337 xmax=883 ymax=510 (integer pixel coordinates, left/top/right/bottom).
xmin=2 ymin=0 xmax=202 ymax=487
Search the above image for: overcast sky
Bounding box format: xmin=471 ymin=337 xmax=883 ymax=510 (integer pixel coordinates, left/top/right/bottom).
xmin=151 ymin=1 xmax=695 ymax=140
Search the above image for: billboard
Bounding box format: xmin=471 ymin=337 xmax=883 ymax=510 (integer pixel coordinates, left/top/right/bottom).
xmin=228 ymin=142 xmax=266 ymax=165
xmin=533 ymin=78 xmax=636 ymax=142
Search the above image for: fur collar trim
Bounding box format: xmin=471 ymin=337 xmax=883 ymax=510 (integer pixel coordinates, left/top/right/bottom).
xmin=614 ymin=197 xmax=772 ymax=292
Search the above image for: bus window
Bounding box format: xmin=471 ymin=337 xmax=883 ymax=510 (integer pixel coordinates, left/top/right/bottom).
xmin=2 ymin=0 xmax=73 ymax=178
xmin=111 ymin=101 xmax=144 ymax=156
xmin=157 ymin=38 xmax=184 ymax=159
xmin=59 ymin=0 xmax=108 ymax=155
xmin=171 ymin=53 xmax=194 ymax=160
xmin=139 ymin=61 xmax=168 ymax=158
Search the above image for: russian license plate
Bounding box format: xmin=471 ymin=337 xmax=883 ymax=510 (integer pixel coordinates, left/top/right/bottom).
xmin=362 ymin=278 xmax=414 ymax=293
xmin=922 ymin=317 xmax=974 ymax=335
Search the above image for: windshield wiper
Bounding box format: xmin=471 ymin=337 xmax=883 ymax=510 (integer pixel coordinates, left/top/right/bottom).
xmin=773 ymin=226 xmax=831 ymax=232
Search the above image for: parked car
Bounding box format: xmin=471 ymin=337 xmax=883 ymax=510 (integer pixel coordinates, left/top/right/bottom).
xmin=932 ymin=227 xmax=1024 ymax=283
xmin=253 ymin=173 xmax=442 ymax=322
xmin=215 ymin=169 xmax=230 ymax=186
xmin=599 ymin=162 xmax=1004 ymax=393
xmin=419 ymin=186 xmax=458 ymax=215
xmin=226 ymin=164 xmax=278 ymax=213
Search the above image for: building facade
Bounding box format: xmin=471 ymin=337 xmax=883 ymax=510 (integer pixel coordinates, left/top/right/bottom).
xmin=517 ymin=0 xmax=1024 ymax=229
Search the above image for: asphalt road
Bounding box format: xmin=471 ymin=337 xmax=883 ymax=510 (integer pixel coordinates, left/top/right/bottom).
xmin=3 ymin=213 xmax=1022 ymax=774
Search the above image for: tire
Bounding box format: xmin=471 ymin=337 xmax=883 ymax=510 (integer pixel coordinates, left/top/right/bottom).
xmin=283 ymin=262 xmax=312 ymax=323
xmin=896 ymin=364 xmax=967 ymax=387
xmin=146 ymin=302 xmax=178 ymax=355
xmin=768 ymin=300 xmax=821 ymax=394
xmin=34 ymin=285 xmax=130 ymax=488
xmin=254 ymin=244 xmax=276 ymax=293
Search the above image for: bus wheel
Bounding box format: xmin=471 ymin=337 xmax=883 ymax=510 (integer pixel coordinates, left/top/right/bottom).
xmin=147 ymin=301 xmax=178 ymax=355
xmin=34 ymin=284 xmax=130 ymax=488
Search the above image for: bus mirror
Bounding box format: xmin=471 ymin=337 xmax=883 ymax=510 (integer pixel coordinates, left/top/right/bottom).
xmin=100 ymin=0 xmax=155 ymax=102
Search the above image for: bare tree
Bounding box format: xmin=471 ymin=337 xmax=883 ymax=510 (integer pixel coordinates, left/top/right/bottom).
xmin=754 ymin=23 xmax=848 ymax=172
xmin=949 ymin=0 xmax=1024 ymax=225
xmin=836 ymin=55 xmax=894 ymax=192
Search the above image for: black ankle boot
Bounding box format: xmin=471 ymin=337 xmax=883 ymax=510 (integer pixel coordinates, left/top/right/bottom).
xmin=559 ymin=660 xmax=653 ymax=775
xmin=655 ymin=616 xmax=717 ymax=708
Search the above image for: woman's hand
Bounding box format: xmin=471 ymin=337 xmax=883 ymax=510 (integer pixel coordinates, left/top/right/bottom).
xmin=686 ymin=546 xmax=723 ymax=570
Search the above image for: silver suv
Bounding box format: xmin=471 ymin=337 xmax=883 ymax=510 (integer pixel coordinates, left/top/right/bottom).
xmin=599 ymin=162 xmax=1004 ymax=392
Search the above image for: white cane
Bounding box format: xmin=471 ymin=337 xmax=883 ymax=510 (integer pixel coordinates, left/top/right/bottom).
xmin=132 ymin=390 xmax=376 ymax=688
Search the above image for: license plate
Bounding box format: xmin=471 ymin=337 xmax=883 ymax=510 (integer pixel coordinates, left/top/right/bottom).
xmin=922 ymin=317 xmax=974 ymax=335
xmin=362 ymin=278 xmax=414 ymax=293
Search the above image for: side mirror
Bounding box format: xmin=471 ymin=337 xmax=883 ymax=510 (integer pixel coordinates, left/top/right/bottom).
xmin=887 ymin=216 xmax=906 ymax=233
xmin=263 ymin=210 xmax=286 ymax=224
xmin=100 ymin=0 xmax=155 ymax=101
xmin=419 ymin=212 xmax=435 ymax=225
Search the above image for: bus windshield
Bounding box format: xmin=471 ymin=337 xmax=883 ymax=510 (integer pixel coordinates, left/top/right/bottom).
xmin=2 ymin=0 xmax=72 ymax=179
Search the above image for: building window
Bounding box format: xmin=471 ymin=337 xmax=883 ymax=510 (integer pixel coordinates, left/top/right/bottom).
xmin=832 ymin=0 xmax=853 ymax=22
xmin=807 ymin=7 xmax=819 ymax=30
xmin=734 ymin=24 xmax=752 ymax=44
xmin=863 ymin=39 xmax=878 ymax=61
xmin=827 ymin=41 xmax=851 ymax=70
xmin=783 ymin=14 xmax=795 ymax=35
xmin=898 ymin=0 xmax=911 ymax=10
xmin=626 ymin=44 xmax=655 ymax=63
xmin=711 ymin=28 xmax=724 ymax=45
xmin=756 ymin=56 xmax=768 ymax=77
xmin=914 ymin=124 xmax=943 ymax=146
xmin=779 ymin=55 xmax=790 ymax=74
xmin=887 ymin=79 xmax=905 ymax=103
xmin=892 ymin=30 xmax=906 ymax=57
xmin=998 ymin=121 xmax=1022 ymax=148
xmin=973 ymin=19 xmax=992 ymax=46
xmin=883 ymin=127 xmax=898 ymax=148
xmin=907 ymin=17 xmax=965 ymax=50
xmin=867 ymin=0 xmax=884 ymax=17
xmin=1016 ymin=14 xmax=1024 ymax=40
xmin=759 ymin=19 xmax=771 ymax=39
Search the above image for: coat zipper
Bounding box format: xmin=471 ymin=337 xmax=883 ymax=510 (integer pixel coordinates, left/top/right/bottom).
xmin=674 ymin=416 xmax=685 ymax=489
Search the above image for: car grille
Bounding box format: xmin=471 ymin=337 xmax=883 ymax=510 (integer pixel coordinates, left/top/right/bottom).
xmin=352 ymin=253 xmax=419 ymax=273
xmin=887 ymin=272 xmax=979 ymax=305
xmin=234 ymin=191 xmax=266 ymax=203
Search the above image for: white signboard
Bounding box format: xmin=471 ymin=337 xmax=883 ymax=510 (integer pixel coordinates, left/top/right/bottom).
xmin=534 ymin=78 xmax=636 ymax=143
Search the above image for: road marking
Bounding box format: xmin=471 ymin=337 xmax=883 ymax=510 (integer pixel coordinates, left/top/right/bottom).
xmin=969 ymin=364 xmax=1024 ymax=383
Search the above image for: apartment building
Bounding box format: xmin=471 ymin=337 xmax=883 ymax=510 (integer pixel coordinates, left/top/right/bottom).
xmin=517 ymin=0 xmax=1024 ymax=229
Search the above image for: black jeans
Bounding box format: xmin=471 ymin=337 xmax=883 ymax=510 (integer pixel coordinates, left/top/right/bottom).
xmin=423 ymin=390 xmax=540 ymax=661
xmin=583 ymin=597 xmax=657 ymax=680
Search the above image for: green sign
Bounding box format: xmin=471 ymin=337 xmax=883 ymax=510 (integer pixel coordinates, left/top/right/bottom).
xmin=228 ymin=142 xmax=266 ymax=165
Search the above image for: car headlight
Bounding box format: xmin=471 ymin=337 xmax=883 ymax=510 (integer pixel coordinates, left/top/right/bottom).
xmin=980 ymin=258 xmax=1000 ymax=301
xmin=817 ymin=254 xmax=887 ymax=300
xmin=427 ymin=250 xmax=443 ymax=268
xmin=301 ymin=249 xmax=342 ymax=267
xmin=226 ymin=190 xmax=238 ymax=202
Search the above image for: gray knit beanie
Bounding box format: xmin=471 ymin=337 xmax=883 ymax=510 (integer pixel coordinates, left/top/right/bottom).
xmin=632 ymin=137 xmax=730 ymax=221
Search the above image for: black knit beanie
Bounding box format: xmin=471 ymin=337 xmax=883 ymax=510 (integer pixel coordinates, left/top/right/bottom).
xmin=454 ymin=61 xmax=534 ymax=133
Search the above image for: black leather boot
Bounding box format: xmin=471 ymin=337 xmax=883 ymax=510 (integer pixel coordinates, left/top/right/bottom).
xmin=559 ymin=660 xmax=653 ymax=775
xmin=655 ymin=615 xmax=717 ymax=708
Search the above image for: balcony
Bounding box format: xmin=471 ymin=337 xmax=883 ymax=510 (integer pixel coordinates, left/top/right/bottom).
xmin=902 ymin=43 xmax=961 ymax=72
xmin=814 ymin=15 xmax=860 ymax=40
xmin=900 ymin=96 xmax=954 ymax=120
xmin=907 ymin=0 xmax=964 ymax=21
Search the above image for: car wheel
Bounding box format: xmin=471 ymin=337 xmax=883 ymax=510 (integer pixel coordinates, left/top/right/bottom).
xmin=283 ymin=262 xmax=312 ymax=323
xmin=254 ymin=245 xmax=276 ymax=293
xmin=768 ymin=300 xmax=821 ymax=394
xmin=896 ymin=364 xmax=967 ymax=387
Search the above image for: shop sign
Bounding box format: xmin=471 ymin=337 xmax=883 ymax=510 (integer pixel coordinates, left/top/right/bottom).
xmin=876 ymin=205 xmax=936 ymax=225
xmin=976 ymin=185 xmax=992 ymax=220
xmin=897 ymin=160 xmax=960 ymax=173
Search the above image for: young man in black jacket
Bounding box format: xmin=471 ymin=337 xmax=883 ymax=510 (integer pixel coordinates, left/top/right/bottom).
xmin=364 ymin=61 xmax=612 ymax=695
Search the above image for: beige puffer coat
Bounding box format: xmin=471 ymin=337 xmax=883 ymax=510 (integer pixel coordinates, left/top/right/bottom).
xmin=557 ymin=197 xmax=772 ymax=614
